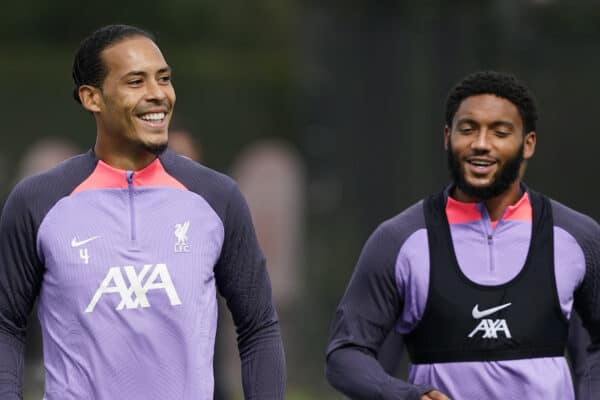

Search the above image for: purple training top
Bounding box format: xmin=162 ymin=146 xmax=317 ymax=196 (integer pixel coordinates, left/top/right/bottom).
xmin=327 ymin=187 xmax=600 ymax=400
xmin=0 ymin=149 xmax=286 ymax=400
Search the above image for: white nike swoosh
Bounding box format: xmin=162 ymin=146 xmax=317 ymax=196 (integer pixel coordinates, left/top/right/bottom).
xmin=71 ymin=236 xmax=101 ymax=247
xmin=472 ymin=303 xmax=512 ymax=319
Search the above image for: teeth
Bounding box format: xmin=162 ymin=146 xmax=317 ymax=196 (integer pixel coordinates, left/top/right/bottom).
xmin=140 ymin=113 xmax=165 ymax=121
xmin=470 ymin=160 xmax=492 ymax=166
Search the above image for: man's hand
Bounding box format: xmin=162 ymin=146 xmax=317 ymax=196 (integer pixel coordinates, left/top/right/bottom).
xmin=420 ymin=389 xmax=451 ymax=400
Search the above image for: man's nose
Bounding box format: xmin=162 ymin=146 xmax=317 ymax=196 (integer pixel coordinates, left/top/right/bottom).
xmin=146 ymin=79 xmax=167 ymax=101
xmin=471 ymin=130 xmax=492 ymax=151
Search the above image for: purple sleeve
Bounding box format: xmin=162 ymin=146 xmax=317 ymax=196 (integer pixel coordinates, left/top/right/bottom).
xmin=214 ymin=184 xmax=286 ymax=400
xmin=552 ymin=200 xmax=600 ymax=399
xmin=567 ymin=312 xmax=592 ymax=400
xmin=0 ymin=180 xmax=45 ymax=399
xmin=0 ymin=152 xmax=97 ymax=399
xmin=326 ymin=203 xmax=434 ymax=400
xmin=327 ymin=347 xmax=432 ymax=400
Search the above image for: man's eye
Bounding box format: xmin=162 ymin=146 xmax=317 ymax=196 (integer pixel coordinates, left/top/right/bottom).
xmin=495 ymin=131 xmax=510 ymax=136
xmin=128 ymin=79 xmax=143 ymax=85
xmin=460 ymin=127 xmax=474 ymax=133
xmin=159 ymin=75 xmax=171 ymax=83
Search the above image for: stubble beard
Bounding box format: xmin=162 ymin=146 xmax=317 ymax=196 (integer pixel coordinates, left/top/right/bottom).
xmin=447 ymin=139 xmax=524 ymax=200
xmin=142 ymin=140 xmax=168 ymax=156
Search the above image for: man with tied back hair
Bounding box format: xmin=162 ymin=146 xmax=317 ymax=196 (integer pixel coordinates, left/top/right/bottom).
xmin=326 ymin=71 xmax=600 ymax=399
xmin=0 ymin=24 xmax=286 ymax=399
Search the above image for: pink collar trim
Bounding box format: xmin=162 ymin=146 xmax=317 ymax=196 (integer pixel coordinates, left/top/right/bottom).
xmin=72 ymin=158 xmax=186 ymax=194
xmin=445 ymin=192 xmax=532 ymax=225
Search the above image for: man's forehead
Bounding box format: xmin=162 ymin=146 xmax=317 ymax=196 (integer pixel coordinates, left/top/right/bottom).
xmin=455 ymin=94 xmax=521 ymax=123
xmin=101 ymin=36 xmax=168 ymax=75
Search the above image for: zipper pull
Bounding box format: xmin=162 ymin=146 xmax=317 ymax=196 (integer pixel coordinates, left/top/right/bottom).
xmin=126 ymin=171 xmax=134 ymax=185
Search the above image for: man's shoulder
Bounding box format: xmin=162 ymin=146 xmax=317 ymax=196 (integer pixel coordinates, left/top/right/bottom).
xmin=10 ymin=152 xmax=95 ymax=202
xmin=159 ymin=150 xmax=240 ymax=221
xmin=548 ymin=195 xmax=599 ymax=243
xmin=373 ymin=199 xmax=426 ymax=247
xmin=3 ymin=152 xmax=96 ymax=224
xmin=549 ymin=196 xmax=599 ymax=231
xmin=159 ymin=150 xmax=235 ymax=193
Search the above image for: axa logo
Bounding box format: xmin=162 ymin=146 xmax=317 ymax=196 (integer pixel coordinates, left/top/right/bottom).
xmin=85 ymin=263 xmax=182 ymax=313
xmin=174 ymin=221 xmax=190 ymax=253
xmin=467 ymin=302 xmax=512 ymax=339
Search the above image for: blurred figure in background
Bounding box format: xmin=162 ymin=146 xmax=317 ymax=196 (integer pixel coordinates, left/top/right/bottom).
xmin=16 ymin=138 xmax=80 ymax=181
xmin=168 ymin=128 xmax=202 ymax=163
xmin=219 ymin=139 xmax=305 ymax=398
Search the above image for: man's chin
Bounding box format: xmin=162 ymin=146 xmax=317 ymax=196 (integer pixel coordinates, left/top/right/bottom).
xmin=456 ymin=179 xmax=509 ymax=200
xmin=464 ymin=176 xmax=495 ymax=190
xmin=141 ymin=140 xmax=168 ymax=155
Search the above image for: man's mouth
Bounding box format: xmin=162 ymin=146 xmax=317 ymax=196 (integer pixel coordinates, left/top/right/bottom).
xmin=139 ymin=112 xmax=165 ymax=121
xmin=466 ymin=158 xmax=497 ymax=174
xmin=137 ymin=111 xmax=167 ymax=127
xmin=468 ymin=159 xmax=494 ymax=167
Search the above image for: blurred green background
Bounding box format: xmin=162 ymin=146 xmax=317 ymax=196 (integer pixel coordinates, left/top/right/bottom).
xmin=3 ymin=1 xmax=600 ymax=398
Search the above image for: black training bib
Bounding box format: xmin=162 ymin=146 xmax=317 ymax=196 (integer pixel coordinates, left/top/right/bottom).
xmin=404 ymin=190 xmax=568 ymax=364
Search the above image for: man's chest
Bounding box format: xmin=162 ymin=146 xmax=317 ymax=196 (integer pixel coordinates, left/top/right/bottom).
xmin=36 ymin=188 xmax=224 ymax=314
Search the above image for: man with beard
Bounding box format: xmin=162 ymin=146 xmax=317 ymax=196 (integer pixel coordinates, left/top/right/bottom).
xmin=326 ymin=71 xmax=600 ymax=399
xmin=0 ymin=25 xmax=286 ymax=399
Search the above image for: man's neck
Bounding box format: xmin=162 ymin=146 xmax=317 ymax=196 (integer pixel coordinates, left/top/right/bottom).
xmin=94 ymin=135 xmax=157 ymax=171
xmin=451 ymin=181 xmax=524 ymax=222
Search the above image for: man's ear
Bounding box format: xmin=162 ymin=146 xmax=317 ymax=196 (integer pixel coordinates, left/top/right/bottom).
xmin=444 ymin=125 xmax=450 ymax=150
xmin=523 ymin=131 xmax=536 ymax=160
xmin=79 ymin=85 xmax=102 ymax=113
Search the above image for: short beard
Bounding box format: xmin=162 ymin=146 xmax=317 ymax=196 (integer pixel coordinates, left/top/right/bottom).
xmin=447 ymin=140 xmax=524 ymax=200
xmin=141 ymin=141 xmax=168 ymax=156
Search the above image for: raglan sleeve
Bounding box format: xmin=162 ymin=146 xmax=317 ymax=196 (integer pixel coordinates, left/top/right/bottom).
xmin=566 ymin=311 xmax=592 ymax=400
xmin=0 ymin=182 xmax=45 ymax=400
xmin=572 ymin=218 xmax=600 ymax=399
xmin=325 ymin=223 xmax=433 ymax=400
xmin=214 ymin=184 xmax=286 ymax=400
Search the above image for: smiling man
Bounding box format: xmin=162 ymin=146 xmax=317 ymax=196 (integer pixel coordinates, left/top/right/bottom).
xmin=0 ymin=25 xmax=285 ymax=399
xmin=326 ymin=71 xmax=600 ymax=399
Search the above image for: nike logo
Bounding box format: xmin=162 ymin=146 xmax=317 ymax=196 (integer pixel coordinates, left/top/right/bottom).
xmin=472 ymin=303 xmax=512 ymax=319
xmin=71 ymin=236 xmax=101 ymax=247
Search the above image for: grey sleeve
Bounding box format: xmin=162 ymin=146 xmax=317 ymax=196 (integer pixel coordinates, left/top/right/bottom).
xmin=214 ymin=184 xmax=286 ymax=400
xmin=0 ymin=182 xmax=46 ymax=400
xmin=553 ymin=201 xmax=600 ymax=399
xmin=567 ymin=311 xmax=593 ymax=400
xmin=325 ymin=217 xmax=433 ymax=400
xmin=571 ymin=221 xmax=600 ymax=400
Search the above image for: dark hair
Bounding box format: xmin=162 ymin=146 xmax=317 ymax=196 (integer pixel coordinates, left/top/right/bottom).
xmin=72 ymin=24 xmax=155 ymax=104
xmin=445 ymin=71 xmax=538 ymax=134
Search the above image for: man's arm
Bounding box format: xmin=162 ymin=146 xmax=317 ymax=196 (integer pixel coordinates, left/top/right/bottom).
xmin=566 ymin=311 xmax=592 ymax=400
xmin=215 ymin=185 xmax=286 ymax=400
xmin=570 ymin=216 xmax=600 ymax=400
xmin=325 ymin=218 xmax=435 ymax=400
xmin=0 ymin=182 xmax=45 ymax=399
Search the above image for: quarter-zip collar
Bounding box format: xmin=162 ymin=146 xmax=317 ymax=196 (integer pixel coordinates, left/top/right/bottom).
xmin=444 ymin=184 xmax=532 ymax=226
xmin=72 ymin=149 xmax=186 ymax=194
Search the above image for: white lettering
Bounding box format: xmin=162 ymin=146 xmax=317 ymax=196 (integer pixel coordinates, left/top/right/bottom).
xmin=85 ymin=264 xmax=181 ymax=313
xmin=79 ymin=248 xmax=90 ymax=264
xmin=468 ymin=319 xmax=512 ymax=339
xmin=143 ymin=263 xmax=182 ymax=306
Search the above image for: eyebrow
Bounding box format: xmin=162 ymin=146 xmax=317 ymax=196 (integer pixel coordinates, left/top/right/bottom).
xmin=490 ymin=121 xmax=516 ymax=130
xmin=456 ymin=118 xmax=516 ymax=130
xmin=121 ymin=66 xmax=172 ymax=79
